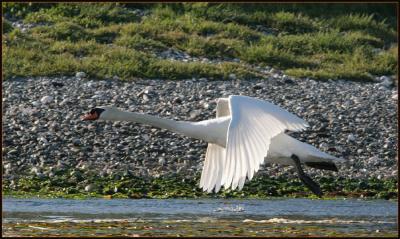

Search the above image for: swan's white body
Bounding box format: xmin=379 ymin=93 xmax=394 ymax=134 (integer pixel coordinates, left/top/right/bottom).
xmin=94 ymin=95 xmax=343 ymax=193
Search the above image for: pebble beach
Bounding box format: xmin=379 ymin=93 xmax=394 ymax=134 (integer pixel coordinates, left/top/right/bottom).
xmin=3 ymin=66 xmax=397 ymax=196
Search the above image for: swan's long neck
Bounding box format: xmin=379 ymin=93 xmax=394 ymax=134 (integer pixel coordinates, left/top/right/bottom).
xmin=104 ymin=110 xmax=230 ymax=147
xmin=112 ymin=111 xmax=187 ymax=134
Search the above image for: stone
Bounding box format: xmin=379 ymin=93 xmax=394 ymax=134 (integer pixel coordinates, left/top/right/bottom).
xmin=379 ymin=76 xmax=393 ymax=87
xmin=85 ymin=184 xmax=96 ymax=192
xmin=142 ymin=134 xmax=150 ymax=141
xmin=72 ymin=139 xmax=81 ymax=146
xmin=347 ymin=134 xmax=356 ymax=142
xmin=159 ymin=157 xmax=166 ymax=165
xmin=252 ymin=84 xmax=263 ymax=90
xmin=40 ymin=96 xmax=53 ymax=104
xmin=76 ymin=72 xmax=87 ymax=79
xmin=228 ymin=73 xmax=236 ymax=80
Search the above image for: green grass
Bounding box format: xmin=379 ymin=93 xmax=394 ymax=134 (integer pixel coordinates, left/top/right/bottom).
xmin=2 ymin=17 xmax=13 ymax=33
xmin=3 ymin=170 xmax=398 ymax=200
xmin=2 ymin=3 xmax=398 ymax=80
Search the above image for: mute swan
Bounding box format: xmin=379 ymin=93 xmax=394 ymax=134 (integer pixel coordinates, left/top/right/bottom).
xmin=82 ymin=95 xmax=343 ymax=197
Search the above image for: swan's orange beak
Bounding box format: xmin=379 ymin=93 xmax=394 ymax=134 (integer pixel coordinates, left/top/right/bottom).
xmin=81 ymin=112 xmax=98 ymax=121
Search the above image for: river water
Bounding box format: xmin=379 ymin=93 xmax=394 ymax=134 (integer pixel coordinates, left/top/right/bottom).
xmin=2 ymin=198 xmax=398 ymax=236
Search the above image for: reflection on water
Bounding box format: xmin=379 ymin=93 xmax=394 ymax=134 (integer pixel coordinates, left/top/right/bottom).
xmin=2 ymin=198 xmax=398 ymax=236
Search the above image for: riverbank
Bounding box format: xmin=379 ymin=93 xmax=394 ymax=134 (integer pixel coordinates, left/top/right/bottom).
xmin=3 ymin=75 xmax=398 ymax=200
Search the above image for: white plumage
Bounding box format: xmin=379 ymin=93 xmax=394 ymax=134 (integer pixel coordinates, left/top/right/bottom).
xmin=198 ymin=96 xmax=342 ymax=193
xmin=83 ymin=95 xmax=344 ymax=195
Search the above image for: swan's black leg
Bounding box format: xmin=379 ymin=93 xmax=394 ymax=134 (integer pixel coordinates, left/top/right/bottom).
xmin=291 ymin=154 xmax=323 ymax=197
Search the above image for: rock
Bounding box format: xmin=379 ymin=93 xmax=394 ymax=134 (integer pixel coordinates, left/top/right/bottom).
xmin=32 ymin=101 xmax=41 ymax=107
xmin=347 ymin=134 xmax=356 ymax=142
xmin=319 ymin=143 xmax=328 ymax=149
xmin=31 ymin=167 xmax=40 ymax=174
xmin=85 ymin=184 xmax=96 ymax=192
xmin=379 ymin=76 xmax=393 ymax=87
xmin=40 ymin=96 xmax=53 ymax=104
xmin=4 ymin=163 xmax=12 ymax=170
xmin=378 ymin=85 xmax=388 ymax=91
xmin=76 ymin=72 xmax=87 ymax=79
xmin=190 ymin=110 xmax=202 ymax=119
xmin=173 ymin=97 xmax=182 ymax=104
xmin=252 ymin=84 xmax=263 ymax=90
xmin=158 ymin=157 xmax=166 ymax=165
xmin=272 ymin=73 xmax=280 ymax=79
xmin=72 ymin=139 xmax=81 ymax=146
xmin=144 ymin=86 xmax=154 ymax=94
xmin=52 ymin=82 xmax=64 ymax=87
xmin=38 ymin=136 xmax=48 ymax=144
xmin=284 ymin=78 xmax=295 ymax=84
xmin=228 ymin=73 xmax=236 ymax=80
xmin=142 ymin=94 xmax=150 ymax=102
xmin=7 ymin=149 xmax=18 ymax=156
xmin=142 ymin=134 xmax=150 ymax=141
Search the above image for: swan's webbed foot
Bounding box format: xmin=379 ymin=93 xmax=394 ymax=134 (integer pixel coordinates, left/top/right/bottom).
xmin=291 ymin=154 xmax=323 ymax=198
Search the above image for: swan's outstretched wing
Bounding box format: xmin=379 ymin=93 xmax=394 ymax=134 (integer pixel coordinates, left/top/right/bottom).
xmin=222 ymin=95 xmax=309 ymax=190
xmin=200 ymin=97 xmax=229 ymax=192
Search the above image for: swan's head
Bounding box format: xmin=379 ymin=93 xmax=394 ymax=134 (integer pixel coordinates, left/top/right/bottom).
xmin=81 ymin=106 xmax=119 ymax=121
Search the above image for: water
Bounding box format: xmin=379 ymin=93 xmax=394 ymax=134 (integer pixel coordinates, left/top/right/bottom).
xmin=3 ymin=198 xmax=398 ymax=236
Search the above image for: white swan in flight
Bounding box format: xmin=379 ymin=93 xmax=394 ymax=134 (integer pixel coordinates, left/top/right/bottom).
xmin=82 ymin=95 xmax=344 ymax=197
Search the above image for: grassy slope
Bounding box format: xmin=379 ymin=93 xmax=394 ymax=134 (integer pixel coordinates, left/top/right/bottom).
xmin=2 ymin=3 xmax=398 ymax=81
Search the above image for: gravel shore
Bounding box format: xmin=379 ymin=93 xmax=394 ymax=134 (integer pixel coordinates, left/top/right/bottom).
xmin=2 ymin=72 xmax=398 ymax=187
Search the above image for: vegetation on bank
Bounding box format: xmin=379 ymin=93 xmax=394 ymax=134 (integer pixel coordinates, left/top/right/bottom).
xmin=2 ymin=3 xmax=398 ymax=81
xmin=3 ymin=171 xmax=398 ymax=200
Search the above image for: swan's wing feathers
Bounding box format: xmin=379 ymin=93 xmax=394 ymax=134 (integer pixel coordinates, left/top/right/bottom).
xmin=200 ymin=143 xmax=226 ymax=193
xmin=222 ymin=95 xmax=309 ymax=190
xmin=230 ymin=95 xmax=310 ymax=131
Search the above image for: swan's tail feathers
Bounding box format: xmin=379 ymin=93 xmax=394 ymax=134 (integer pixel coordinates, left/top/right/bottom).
xmin=305 ymin=152 xmax=346 ymax=171
xmin=307 ymin=150 xmax=346 ymax=163
xmin=305 ymin=161 xmax=338 ymax=172
xmin=200 ymin=143 xmax=226 ymax=193
xmin=331 ymin=156 xmax=346 ymax=163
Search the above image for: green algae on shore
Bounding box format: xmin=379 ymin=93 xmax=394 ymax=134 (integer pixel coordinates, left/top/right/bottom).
xmin=3 ymin=173 xmax=398 ymax=200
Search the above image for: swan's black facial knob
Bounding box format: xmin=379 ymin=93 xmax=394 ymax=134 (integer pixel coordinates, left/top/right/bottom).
xmin=82 ymin=108 xmax=105 ymax=121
